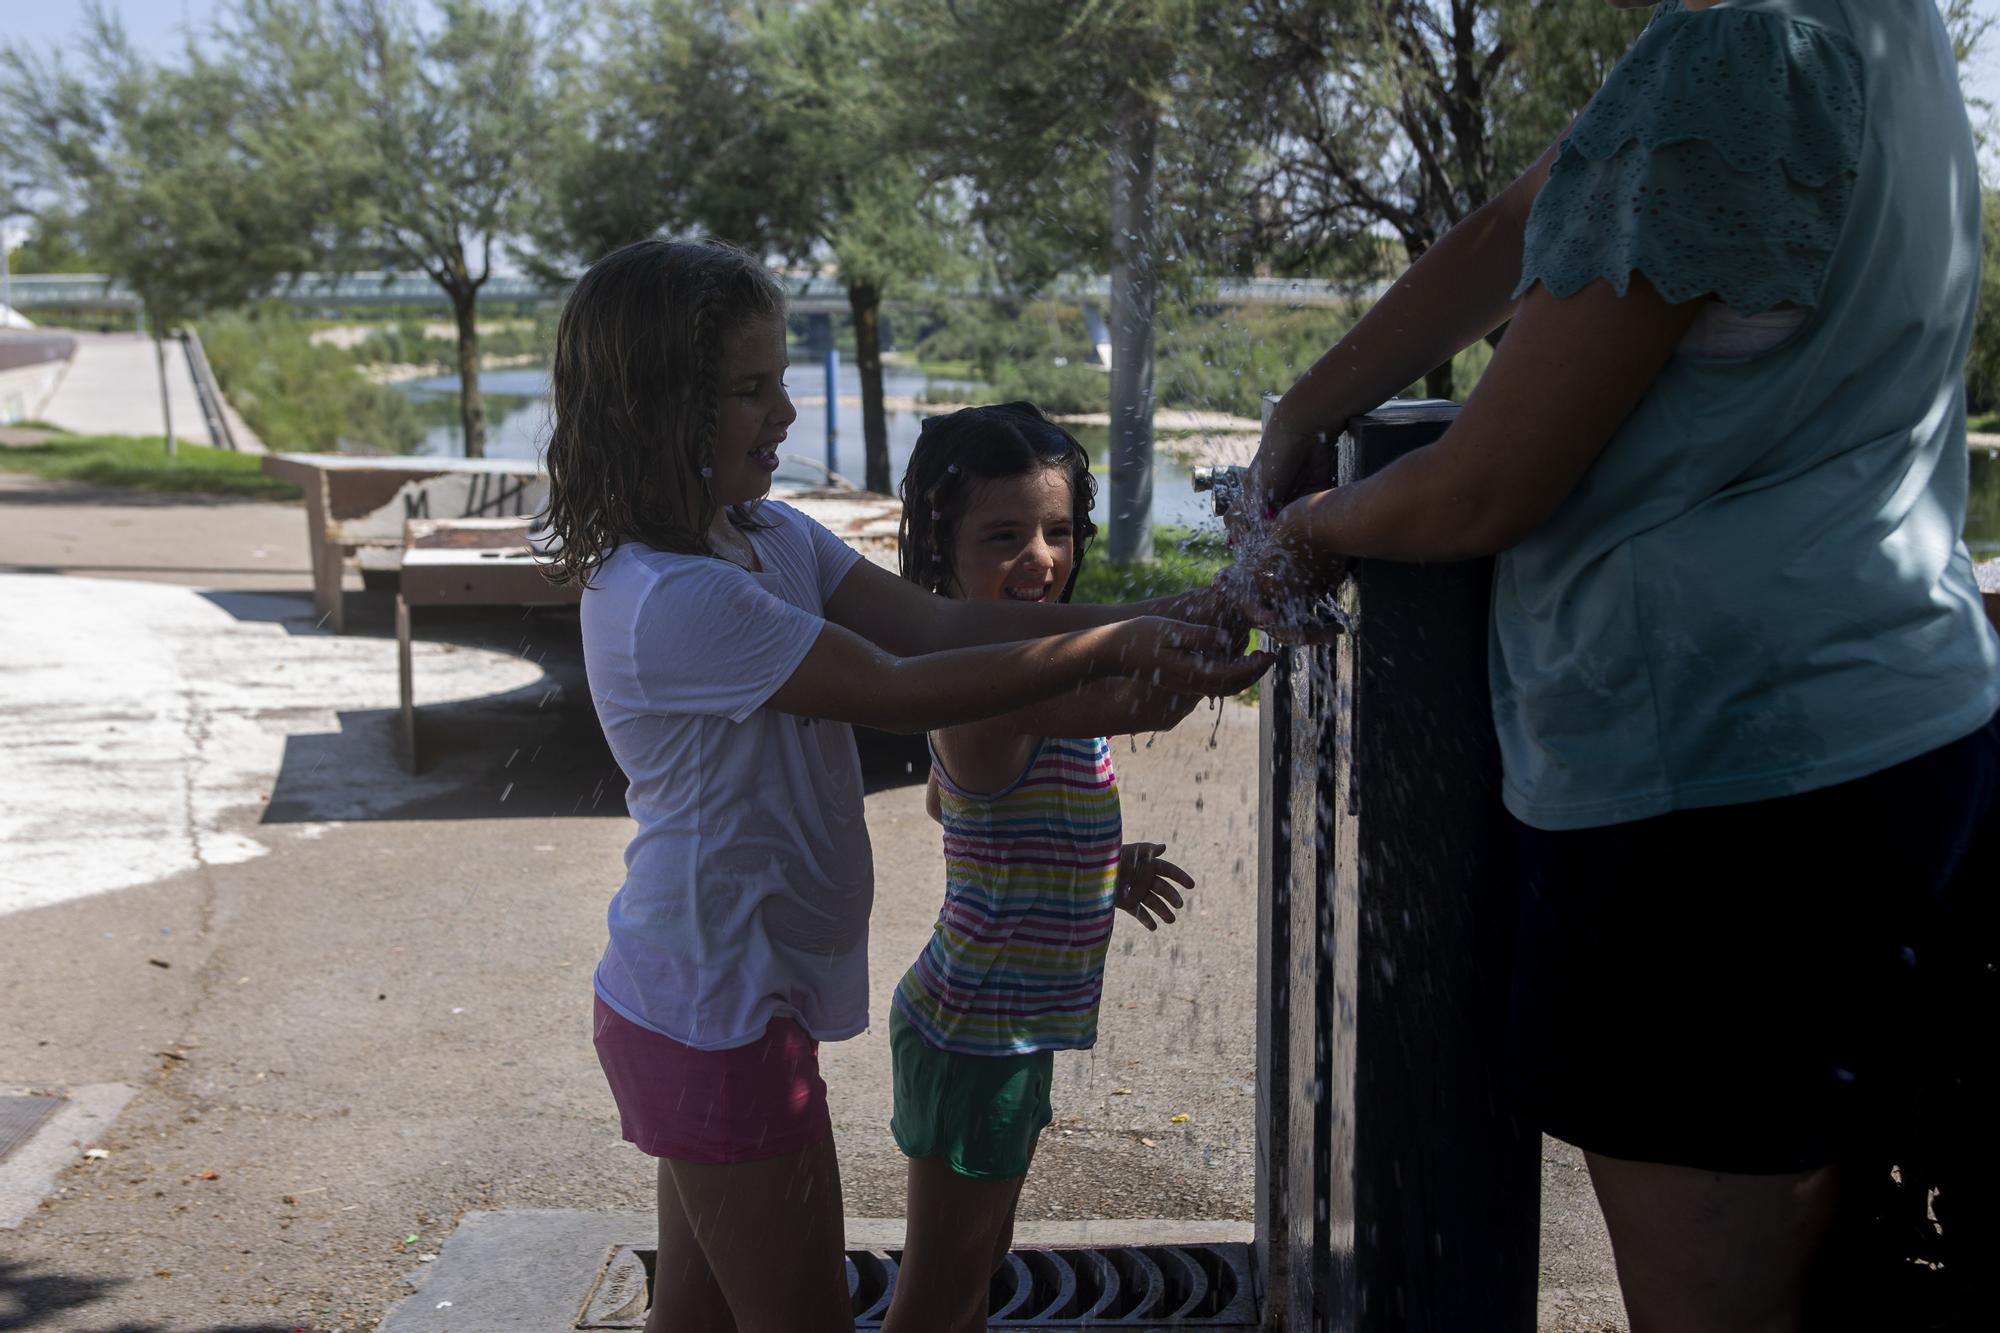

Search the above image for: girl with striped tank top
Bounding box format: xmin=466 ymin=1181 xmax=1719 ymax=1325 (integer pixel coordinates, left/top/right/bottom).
xmin=882 ymin=403 xmax=1203 ymax=1333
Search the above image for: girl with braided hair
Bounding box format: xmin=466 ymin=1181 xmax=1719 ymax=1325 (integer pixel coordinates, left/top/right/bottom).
xmin=880 ymin=403 xmax=1203 ymax=1333
xmin=541 ymin=240 xmax=1269 ymax=1332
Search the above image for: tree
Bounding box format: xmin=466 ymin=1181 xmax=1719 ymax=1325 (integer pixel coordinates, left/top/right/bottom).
xmin=523 ymin=0 xmax=818 ymax=272
xmin=885 ymin=0 xmax=1260 ymax=562
xmin=754 ymin=0 xmax=964 ymax=494
xmin=0 ymin=6 xmax=340 ymax=452
xmin=530 ymin=0 xmax=957 ymax=495
xmin=6 ymin=216 xmax=98 ymax=274
xmin=1239 ymin=1 xmax=1989 ymax=403
xmin=226 ymin=0 xmax=575 ymax=458
xmin=1232 ymin=1 xmax=1643 ymax=401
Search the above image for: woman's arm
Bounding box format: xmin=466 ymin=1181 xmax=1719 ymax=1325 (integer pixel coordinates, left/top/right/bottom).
xmin=1242 ymin=271 xmax=1702 ymax=586
xmin=1248 ymin=132 xmax=1571 ymax=516
xmin=765 ymin=614 xmax=1271 ymax=735
xmin=821 ymin=556 xmax=1226 ymax=658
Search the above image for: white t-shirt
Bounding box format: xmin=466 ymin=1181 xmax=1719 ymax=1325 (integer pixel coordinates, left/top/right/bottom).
xmin=583 ymin=500 xmax=872 ymax=1050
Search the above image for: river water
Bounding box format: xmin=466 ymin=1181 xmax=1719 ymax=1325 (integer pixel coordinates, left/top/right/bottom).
xmin=392 ymin=363 xmax=2000 ymax=556
xmin=391 ymin=360 xmax=1221 ymax=532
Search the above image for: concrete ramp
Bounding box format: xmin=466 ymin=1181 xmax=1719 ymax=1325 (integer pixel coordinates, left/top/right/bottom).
xmin=40 ymin=330 xmax=215 ymax=444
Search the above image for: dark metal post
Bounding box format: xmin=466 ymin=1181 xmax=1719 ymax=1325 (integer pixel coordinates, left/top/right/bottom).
xmin=1254 ymin=400 xmax=1539 ymax=1332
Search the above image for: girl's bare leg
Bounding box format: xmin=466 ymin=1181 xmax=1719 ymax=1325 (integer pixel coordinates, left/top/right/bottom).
xmin=662 ymin=1136 xmax=851 ymax=1333
xmin=882 ymin=1156 xmax=1028 ymax=1333
xmin=1587 ymin=1152 xmax=1841 ymax=1333
xmin=648 ymin=1157 xmax=735 ymax=1333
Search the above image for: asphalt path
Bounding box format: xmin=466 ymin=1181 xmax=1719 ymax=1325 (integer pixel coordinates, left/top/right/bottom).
xmin=0 ymin=472 xmax=1622 ymax=1332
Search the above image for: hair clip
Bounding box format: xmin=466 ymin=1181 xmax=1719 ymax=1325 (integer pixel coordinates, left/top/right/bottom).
xmin=946 ymin=463 xmax=959 ymax=474
xmin=699 ymin=466 xmax=713 ymax=478
xmin=931 ymin=551 xmax=943 ymax=562
xmin=930 ymin=510 xmax=942 ymax=520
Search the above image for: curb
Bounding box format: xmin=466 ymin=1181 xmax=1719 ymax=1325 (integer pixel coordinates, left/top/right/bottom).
xmin=0 ymin=1082 xmax=138 ymax=1229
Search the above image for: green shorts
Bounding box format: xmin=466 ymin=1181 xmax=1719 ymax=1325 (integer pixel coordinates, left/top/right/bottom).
xmin=889 ymin=1006 xmax=1053 ymax=1180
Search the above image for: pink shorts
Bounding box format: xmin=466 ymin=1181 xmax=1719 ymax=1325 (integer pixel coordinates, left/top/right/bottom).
xmin=592 ymin=997 xmax=832 ymax=1163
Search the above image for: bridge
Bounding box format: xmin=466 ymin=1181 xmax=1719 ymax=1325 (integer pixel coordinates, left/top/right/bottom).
xmin=4 ymin=270 xmax=1371 ymax=316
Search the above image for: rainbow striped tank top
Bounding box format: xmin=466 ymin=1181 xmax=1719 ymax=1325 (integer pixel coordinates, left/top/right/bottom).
xmin=892 ymin=734 xmax=1122 ymax=1057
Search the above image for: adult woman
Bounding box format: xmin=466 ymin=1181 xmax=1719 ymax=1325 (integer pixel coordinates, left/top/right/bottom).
xmin=1230 ymin=1 xmax=1999 ymax=1327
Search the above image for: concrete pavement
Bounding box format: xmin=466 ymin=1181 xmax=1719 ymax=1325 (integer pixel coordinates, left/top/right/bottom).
xmin=36 ymin=330 xmax=215 ymax=445
xmin=0 ymin=473 xmax=1623 ymax=1332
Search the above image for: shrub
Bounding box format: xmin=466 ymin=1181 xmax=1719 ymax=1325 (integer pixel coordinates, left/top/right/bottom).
xmin=200 ymin=307 xmax=426 ymax=453
xmin=1071 ymin=525 xmax=1226 ymax=603
xmin=918 ymin=300 xmax=1109 ymax=414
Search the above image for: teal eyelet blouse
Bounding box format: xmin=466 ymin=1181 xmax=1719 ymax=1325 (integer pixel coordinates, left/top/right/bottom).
xmin=1495 ymin=0 xmax=2000 ymax=829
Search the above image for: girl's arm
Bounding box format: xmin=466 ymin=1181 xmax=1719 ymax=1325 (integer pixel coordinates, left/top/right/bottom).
xmin=764 ymin=614 xmax=1271 ymax=735
xmin=1237 ymin=271 xmax=1702 ymax=593
xmin=1247 ymin=130 xmax=1571 ymax=516
xmin=963 ymin=678 xmax=1204 ymax=743
xmin=822 ymin=557 xmax=1227 ymax=659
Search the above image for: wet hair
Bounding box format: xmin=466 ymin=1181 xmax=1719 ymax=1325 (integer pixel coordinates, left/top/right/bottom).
xmin=896 ymin=401 xmax=1098 ymax=601
xmin=541 ymin=239 xmax=787 ymax=587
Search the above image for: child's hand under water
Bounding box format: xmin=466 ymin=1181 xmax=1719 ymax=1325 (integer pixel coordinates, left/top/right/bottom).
xmin=1212 ymin=529 xmax=1348 ymax=646
xmin=1109 ymin=617 xmax=1275 ymax=698
xmin=1115 ymin=842 xmax=1192 ymax=931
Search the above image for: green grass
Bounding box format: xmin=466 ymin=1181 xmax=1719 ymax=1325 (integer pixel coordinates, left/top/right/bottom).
xmin=1970 ymin=411 xmax=2000 ymax=435
xmin=1072 ymin=525 xmax=1227 ymax=604
xmin=911 ymin=357 xmax=981 ymax=383
xmin=0 ymin=432 xmax=300 ymax=500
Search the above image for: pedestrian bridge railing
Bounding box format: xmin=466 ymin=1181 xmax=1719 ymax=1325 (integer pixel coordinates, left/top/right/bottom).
xmin=3 ymin=271 xmax=1383 ymax=316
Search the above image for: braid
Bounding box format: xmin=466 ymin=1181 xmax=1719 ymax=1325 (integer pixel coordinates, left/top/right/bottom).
xmin=684 ymin=274 xmax=725 ymax=554
xmin=898 ymin=425 xmax=973 ymax=593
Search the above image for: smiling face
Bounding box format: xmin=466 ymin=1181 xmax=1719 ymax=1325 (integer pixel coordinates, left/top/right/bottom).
xmin=708 ymin=315 xmax=796 ymax=509
xmin=946 ymin=467 xmax=1078 ymax=604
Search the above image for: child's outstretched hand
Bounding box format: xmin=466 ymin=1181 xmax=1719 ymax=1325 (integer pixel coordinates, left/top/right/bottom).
xmin=1110 ymin=617 xmax=1275 ymax=698
xmin=1116 ymin=842 xmax=1193 ymax=931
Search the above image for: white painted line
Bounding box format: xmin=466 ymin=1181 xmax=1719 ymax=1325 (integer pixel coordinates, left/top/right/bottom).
xmin=0 ymin=1083 xmax=138 ymax=1229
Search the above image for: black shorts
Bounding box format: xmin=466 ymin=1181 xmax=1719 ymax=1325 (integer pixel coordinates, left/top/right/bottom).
xmin=1509 ymin=709 xmax=1999 ymax=1176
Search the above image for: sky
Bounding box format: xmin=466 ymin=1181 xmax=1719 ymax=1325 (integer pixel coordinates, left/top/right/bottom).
xmin=8 ymin=1 xmax=227 ymax=59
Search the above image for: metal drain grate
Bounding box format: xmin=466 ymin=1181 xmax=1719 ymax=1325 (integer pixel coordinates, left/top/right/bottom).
xmin=0 ymin=1094 xmax=66 ymax=1163
xmin=578 ymin=1243 xmax=1258 ymax=1328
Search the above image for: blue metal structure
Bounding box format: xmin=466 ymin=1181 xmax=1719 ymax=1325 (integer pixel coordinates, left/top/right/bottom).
xmin=824 ymin=345 xmax=839 ymax=476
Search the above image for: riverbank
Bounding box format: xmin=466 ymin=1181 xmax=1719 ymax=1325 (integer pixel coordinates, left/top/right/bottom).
xmin=842 ymin=388 xmax=1263 ymax=470
xmin=358 ymin=352 xmax=543 ymax=387
xmin=882 ymin=390 xmax=1260 ymax=435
